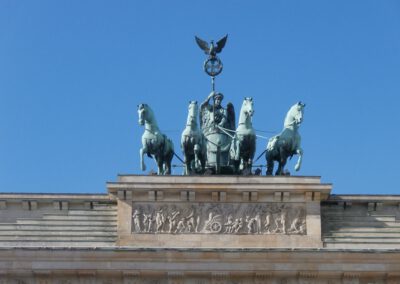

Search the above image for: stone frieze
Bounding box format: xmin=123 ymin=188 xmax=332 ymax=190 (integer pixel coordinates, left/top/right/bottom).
xmin=131 ymin=202 xmax=306 ymax=235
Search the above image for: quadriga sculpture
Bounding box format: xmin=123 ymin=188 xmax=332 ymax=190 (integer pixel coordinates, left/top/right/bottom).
xmin=230 ymin=97 xmax=256 ymax=174
xmin=181 ymin=101 xmax=206 ymax=175
xmin=138 ymin=104 xmax=174 ymax=175
xmin=265 ymin=102 xmax=305 ymax=175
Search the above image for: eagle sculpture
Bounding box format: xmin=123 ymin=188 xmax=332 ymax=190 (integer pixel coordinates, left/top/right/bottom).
xmin=195 ymin=34 xmax=228 ymax=59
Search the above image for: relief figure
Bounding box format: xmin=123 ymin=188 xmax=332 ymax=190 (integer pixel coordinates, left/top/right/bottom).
xmin=246 ymin=216 xmax=257 ymax=234
xmin=186 ymin=211 xmax=196 ymax=232
xmin=264 ymin=211 xmax=273 ymax=234
xmin=167 ymin=209 xmax=180 ymax=233
xmin=224 ymin=215 xmax=234 ymax=233
xmin=288 ymin=209 xmax=305 ymax=234
xmin=132 ymin=209 xmax=142 ymax=232
xmin=175 ymin=218 xmax=186 ymax=233
xmin=255 ymin=213 xmax=262 ymax=234
xmin=155 ymin=209 xmax=165 ymax=233
xmin=274 ymin=206 xmax=288 ymax=234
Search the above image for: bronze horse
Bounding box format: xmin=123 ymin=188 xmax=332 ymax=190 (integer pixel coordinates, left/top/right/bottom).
xmin=138 ymin=104 xmax=174 ymax=175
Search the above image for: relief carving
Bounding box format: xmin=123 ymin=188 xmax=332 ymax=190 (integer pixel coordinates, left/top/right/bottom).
xmin=131 ymin=203 xmax=306 ymax=235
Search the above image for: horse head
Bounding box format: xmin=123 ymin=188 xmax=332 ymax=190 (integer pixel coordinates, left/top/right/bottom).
xmin=186 ymin=101 xmax=198 ymax=127
xmin=284 ymin=101 xmax=305 ymax=129
xmin=138 ymin=103 xmax=154 ymax=126
xmin=238 ymin=97 xmax=254 ymax=125
xmin=243 ymin=97 xmax=254 ymax=117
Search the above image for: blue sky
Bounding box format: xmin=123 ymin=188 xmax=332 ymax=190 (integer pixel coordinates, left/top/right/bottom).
xmin=1 ymin=1 xmax=399 ymax=194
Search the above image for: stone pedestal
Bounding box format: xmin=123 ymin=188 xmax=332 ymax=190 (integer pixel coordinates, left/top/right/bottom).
xmin=107 ymin=175 xmax=332 ymax=248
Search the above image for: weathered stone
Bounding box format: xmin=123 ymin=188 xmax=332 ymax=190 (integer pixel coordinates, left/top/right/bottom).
xmin=0 ymin=175 xmax=399 ymax=283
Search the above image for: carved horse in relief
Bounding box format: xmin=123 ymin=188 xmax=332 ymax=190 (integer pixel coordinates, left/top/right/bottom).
xmin=181 ymin=101 xmax=206 ymax=175
xmin=138 ymin=103 xmax=174 ymax=175
xmin=265 ymin=102 xmax=305 ymax=175
xmin=230 ymin=97 xmax=256 ymax=174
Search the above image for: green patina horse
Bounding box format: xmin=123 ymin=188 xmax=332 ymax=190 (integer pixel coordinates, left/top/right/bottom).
xmin=138 ymin=104 xmax=174 ymax=175
xmin=230 ymin=97 xmax=256 ymax=175
xmin=265 ymin=102 xmax=305 ymax=176
xmin=181 ymin=101 xmax=206 ymax=175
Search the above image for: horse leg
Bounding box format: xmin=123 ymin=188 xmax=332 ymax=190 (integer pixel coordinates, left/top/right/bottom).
xmin=242 ymin=157 xmax=252 ymax=176
xmin=182 ymin=138 xmax=190 ymax=175
xmin=252 ymin=136 xmax=256 ymax=160
xmin=241 ymin=150 xmax=250 ymax=174
xmin=165 ymin=143 xmax=174 ymax=175
xmin=247 ymin=159 xmax=253 ymax=174
xmin=155 ymin=155 xmax=163 ymax=175
xmin=276 ymin=147 xmax=287 ymax=175
xmin=265 ymin=151 xmax=274 ymax=176
xmin=247 ymin=136 xmax=256 ymax=173
xmin=200 ymin=148 xmax=206 ymax=173
xmin=184 ymin=157 xmax=191 ymax=175
xmin=275 ymin=164 xmax=282 ymax=176
xmin=294 ymin=147 xmax=303 ymax=171
xmin=140 ymin=147 xmax=147 ymax=171
xmin=240 ymin=157 xmax=244 ymax=171
xmin=245 ymin=150 xmax=253 ymax=172
xmin=185 ymin=160 xmax=190 ymax=175
xmin=182 ymin=149 xmax=189 ymax=175
xmin=162 ymin=155 xmax=171 ymax=175
xmin=235 ymin=138 xmax=242 ymax=174
xmin=164 ymin=159 xmax=172 ymax=175
xmin=194 ymin=144 xmax=201 ymax=172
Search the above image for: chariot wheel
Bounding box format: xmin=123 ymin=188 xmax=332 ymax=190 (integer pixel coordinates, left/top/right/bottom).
xmin=210 ymin=221 xmax=222 ymax=233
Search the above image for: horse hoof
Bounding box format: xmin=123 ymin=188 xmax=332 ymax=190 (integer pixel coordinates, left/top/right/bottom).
xmin=295 ymin=165 xmax=300 ymax=171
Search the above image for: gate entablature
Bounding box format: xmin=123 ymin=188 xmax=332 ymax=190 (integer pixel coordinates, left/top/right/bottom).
xmin=107 ymin=175 xmax=331 ymax=248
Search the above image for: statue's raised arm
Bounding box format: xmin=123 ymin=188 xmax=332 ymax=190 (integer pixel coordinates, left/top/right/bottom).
xmin=200 ymin=92 xmax=214 ymax=113
xmin=200 ymin=91 xmax=232 ymax=133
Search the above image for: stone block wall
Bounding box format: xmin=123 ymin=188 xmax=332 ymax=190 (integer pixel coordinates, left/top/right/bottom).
xmin=322 ymin=195 xmax=400 ymax=249
xmin=0 ymin=194 xmax=117 ymax=247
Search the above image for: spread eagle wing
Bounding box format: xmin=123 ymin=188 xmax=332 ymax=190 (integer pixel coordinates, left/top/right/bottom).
xmin=226 ymin=102 xmax=235 ymax=131
xmin=195 ymin=36 xmax=210 ymax=54
xmin=215 ymin=34 xmax=228 ymax=54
